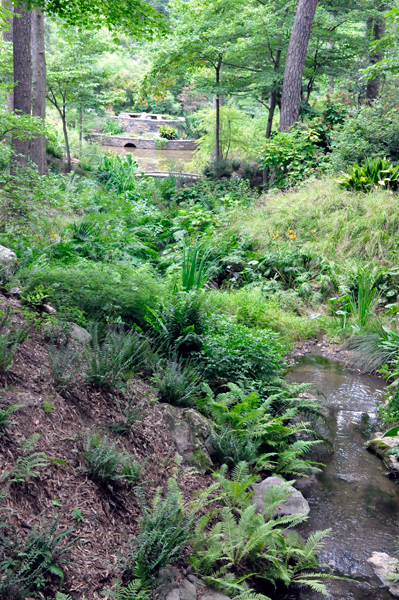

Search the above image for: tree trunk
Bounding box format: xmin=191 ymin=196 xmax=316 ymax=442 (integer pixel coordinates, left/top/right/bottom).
xmin=366 ymin=10 xmax=386 ymax=102
xmin=30 ymin=8 xmax=47 ymax=175
xmin=215 ymin=61 xmax=222 ymax=161
xmin=2 ymin=0 xmax=13 ymax=111
xmin=61 ymin=112 xmax=71 ymax=172
xmin=279 ymin=0 xmax=318 ymax=131
xmin=12 ymin=4 xmax=31 ymax=166
xmin=79 ymin=109 xmax=83 ymax=146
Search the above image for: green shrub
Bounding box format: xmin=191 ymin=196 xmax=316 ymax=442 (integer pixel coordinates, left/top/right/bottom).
xmin=199 ymin=319 xmax=286 ymax=386
xmin=0 ymin=402 xmax=20 ymax=432
xmin=47 ymin=343 xmax=79 ymax=390
xmin=159 ymin=125 xmax=177 ymax=140
xmin=127 ymin=478 xmax=196 ymax=584
xmin=104 ymin=578 xmax=150 ymax=600
xmin=0 ymin=311 xmax=30 ymax=373
xmin=152 ymin=357 xmax=200 ymax=406
xmin=82 ymin=431 xmax=125 ymax=483
xmin=331 ymin=104 xmax=399 ymax=171
xmin=0 ymin=514 xmax=76 ymax=599
xmin=259 ymin=121 xmax=329 ymax=189
xmin=103 ymin=118 xmax=125 ymax=136
xmin=190 ymin=463 xmax=333 ymax=596
xmin=110 ymin=396 xmax=146 ymax=436
xmin=146 ymin=290 xmax=206 ymax=356
xmin=84 ymin=326 xmax=147 ymax=387
xmin=97 ymin=153 xmax=140 ymax=193
xmin=19 ymin=265 xmax=163 ymax=328
xmin=337 ymin=157 xmax=399 ymax=192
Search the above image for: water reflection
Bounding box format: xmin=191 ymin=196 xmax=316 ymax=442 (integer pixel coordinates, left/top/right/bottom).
xmin=104 ymin=145 xmax=197 ymax=173
xmin=285 ymin=355 xmax=399 ymax=599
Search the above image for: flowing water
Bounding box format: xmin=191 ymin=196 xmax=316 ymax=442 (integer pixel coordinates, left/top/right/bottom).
xmin=106 ymin=145 xmax=196 ymax=172
xmin=284 ymin=354 xmax=399 ymax=600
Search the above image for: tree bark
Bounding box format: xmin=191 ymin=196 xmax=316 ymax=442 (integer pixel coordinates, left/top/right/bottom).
xmin=30 ymin=8 xmax=47 ymax=175
xmin=12 ymin=4 xmax=31 ymax=166
xmin=2 ymin=0 xmax=13 ymax=111
xmin=279 ymin=0 xmax=318 ymax=131
xmin=366 ymin=9 xmax=386 ymax=102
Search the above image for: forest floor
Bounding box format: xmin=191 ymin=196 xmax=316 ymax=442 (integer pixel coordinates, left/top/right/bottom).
xmin=0 ymin=294 xmax=212 ymax=600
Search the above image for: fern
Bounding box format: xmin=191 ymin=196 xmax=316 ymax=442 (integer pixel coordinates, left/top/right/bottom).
xmin=0 ymin=401 xmax=20 ymax=431
xmin=84 ymin=325 xmax=147 ymax=387
xmin=102 ymin=578 xmax=150 ymax=600
xmin=82 ymin=431 xmax=124 ymax=483
xmin=2 ymin=452 xmax=49 ymax=483
xmin=0 ymin=514 xmax=76 ymax=599
xmin=47 ymin=343 xmax=79 ymax=390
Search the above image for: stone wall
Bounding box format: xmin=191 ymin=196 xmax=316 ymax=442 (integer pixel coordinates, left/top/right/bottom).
xmin=91 ymin=134 xmax=197 ymax=151
xmin=110 ymin=113 xmax=185 ymax=134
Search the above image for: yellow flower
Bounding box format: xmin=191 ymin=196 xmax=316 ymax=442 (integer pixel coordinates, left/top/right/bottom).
xmin=287 ymin=228 xmax=293 ymax=233
xmin=272 ymin=233 xmax=279 ymax=240
xmin=289 ymin=234 xmax=297 ymax=240
xmin=311 ymin=229 xmax=316 ymax=233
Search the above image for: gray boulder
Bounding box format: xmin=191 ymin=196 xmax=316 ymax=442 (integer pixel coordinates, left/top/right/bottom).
xmin=69 ymin=322 xmax=92 ymax=345
xmin=161 ymin=405 xmax=213 ymax=472
xmin=156 ymin=568 xmax=230 ymax=600
xmin=251 ymin=476 xmax=310 ymax=516
xmin=367 ymin=552 xmax=399 ymax=597
xmin=0 ymin=245 xmax=17 ymax=278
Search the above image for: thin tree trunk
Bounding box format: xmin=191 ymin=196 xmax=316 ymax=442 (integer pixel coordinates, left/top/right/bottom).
xmin=61 ymin=111 xmax=71 ymax=172
xmin=366 ymin=9 xmax=386 ymax=102
xmin=279 ymin=0 xmax=318 ymax=131
xmin=214 ymin=60 xmax=222 ymax=161
xmin=12 ymin=4 xmax=31 ymax=166
xmin=30 ymin=8 xmax=47 ymax=175
xmin=79 ymin=109 xmax=83 ymax=146
xmin=263 ymin=47 xmax=282 ymax=185
xmin=2 ymin=0 xmax=13 ymax=111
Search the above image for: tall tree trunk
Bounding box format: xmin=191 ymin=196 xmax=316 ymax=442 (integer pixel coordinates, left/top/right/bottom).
xmin=79 ymin=109 xmax=83 ymax=146
xmin=12 ymin=4 xmax=31 ymax=166
xmin=30 ymin=8 xmax=47 ymax=175
xmin=61 ymin=111 xmax=71 ymax=172
xmin=2 ymin=0 xmax=13 ymax=111
xmin=214 ymin=60 xmax=222 ymax=161
xmin=366 ymin=8 xmax=386 ymax=102
xmin=263 ymin=48 xmax=282 ymax=185
xmin=279 ymin=0 xmax=318 ymax=131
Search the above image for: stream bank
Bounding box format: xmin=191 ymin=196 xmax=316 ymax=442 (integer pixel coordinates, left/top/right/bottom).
xmin=285 ymin=354 xmax=399 ymax=600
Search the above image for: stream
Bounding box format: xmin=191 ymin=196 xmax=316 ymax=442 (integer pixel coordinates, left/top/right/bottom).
xmin=107 ymin=145 xmax=196 ymax=172
xmin=285 ymin=354 xmax=399 ymax=600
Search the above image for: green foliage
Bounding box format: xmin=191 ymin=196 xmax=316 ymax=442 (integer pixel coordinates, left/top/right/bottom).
xmin=182 ymin=245 xmax=208 ymax=292
xmin=0 ymin=402 xmax=20 ymax=432
xmin=72 ymin=508 xmax=85 ymax=522
xmin=338 ymin=158 xmax=399 ymax=192
xmin=0 ymin=310 xmax=30 ymax=373
xmin=159 ymin=125 xmax=178 ymax=140
xmin=110 ymin=396 xmax=146 ymax=436
xmin=2 ymin=452 xmax=49 ymax=484
xmin=47 ymin=343 xmax=79 ymax=390
xmin=204 ymin=383 xmax=322 ymax=476
xmin=19 ymin=265 xmax=163 ymax=328
xmin=20 ymin=284 xmax=50 ymax=308
xmin=328 ymin=268 xmax=378 ymax=330
xmin=127 ymin=478 xmax=197 ymax=584
xmin=146 ymin=290 xmax=206 ymax=356
xmin=152 ymin=356 xmax=200 ymax=406
xmin=84 ymin=326 xmax=147 ymax=387
xmin=331 ymin=104 xmax=399 ymax=171
xmin=103 ymin=579 xmax=150 ymax=600
xmin=191 ymin=463 xmax=332 ymax=596
xmin=0 ymin=514 xmax=76 ymax=599
xmin=98 ymin=153 xmax=140 ymax=193
xmin=104 ymin=118 xmax=125 ymax=136
xmin=199 ymin=320 xmax=286 ymax=386
xmin=82 ymin=430 xmax=125 ymax=483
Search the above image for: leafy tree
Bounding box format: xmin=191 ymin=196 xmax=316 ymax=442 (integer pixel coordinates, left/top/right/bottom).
xmin=46 ymin=25 xmax=112 ymax=171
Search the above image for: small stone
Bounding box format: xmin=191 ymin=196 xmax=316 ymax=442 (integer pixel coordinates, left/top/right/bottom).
xmin=42 ymin=303 xmax=56 ymax=314
xmin=8 ymin=286 xmax=22 ymax=297
xmin=251 ymin=476 xmax=310 ymax=516
xmin=367 ymin=552 xmax=399 ymax=596
xmin=69 ymin=322 xmax=92 ymax=345
xmin=0 ymin=245 xmax=17 ymax=278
